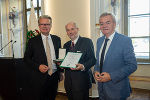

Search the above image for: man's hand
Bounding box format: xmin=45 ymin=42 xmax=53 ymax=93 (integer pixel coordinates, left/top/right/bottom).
xmin=70 ymin=63 xmax=85 ymax=71
xmin=94 ymin=72 xmax=111 ymax=82
xmin=39 ymin=64 xmax=49 ymax=73
xmin=94 ymin=71 xmax=101 ymax=82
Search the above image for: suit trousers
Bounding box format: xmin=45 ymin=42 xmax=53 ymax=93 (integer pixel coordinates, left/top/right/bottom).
xmin=64 ymin=70 xmax=89 ymax=100
xmin=23 ymin=72 xmax=59 ymax=100
xmin=40 ymin=72 xmax=59 ymax=100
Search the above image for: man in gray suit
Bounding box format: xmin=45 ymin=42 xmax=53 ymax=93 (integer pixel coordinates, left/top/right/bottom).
xmin=63 ymin=22 xmax=96 ymax=100
xmin=94 ymin=12 xmax=137 ymax=100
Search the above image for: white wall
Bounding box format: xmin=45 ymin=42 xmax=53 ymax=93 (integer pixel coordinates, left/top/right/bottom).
xmin=45 ymin=0 xmax=90 ymax=46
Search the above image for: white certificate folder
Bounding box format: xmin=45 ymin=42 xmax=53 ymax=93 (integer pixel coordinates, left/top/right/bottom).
xmin=60 ymin=52 xmax=82 ymax=68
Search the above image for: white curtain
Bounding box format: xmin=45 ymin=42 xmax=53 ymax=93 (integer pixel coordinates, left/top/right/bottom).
xmin=41 ymin=0 xmax=45 ymax=15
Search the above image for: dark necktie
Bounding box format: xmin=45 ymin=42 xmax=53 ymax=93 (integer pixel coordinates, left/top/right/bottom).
xmin=70 ymin=41 xmax=75 ymax=51
xmin=100 ymin=38 xmax=109 ymax=73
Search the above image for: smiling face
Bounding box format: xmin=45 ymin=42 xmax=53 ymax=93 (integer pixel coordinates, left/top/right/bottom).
xmin=38 ymin=18 xmax=52 ymax=36
xmin=99 ymin=15 xmax=116 ymax=37
xmin=65 ymin=22 xmax=79 ymax=41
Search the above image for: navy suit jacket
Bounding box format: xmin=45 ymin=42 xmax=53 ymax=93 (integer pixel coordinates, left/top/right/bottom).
xmin=63 ymin=36 xmax=96 ymax=90
xmin=94 ymin=32 xmax=137 ymax=99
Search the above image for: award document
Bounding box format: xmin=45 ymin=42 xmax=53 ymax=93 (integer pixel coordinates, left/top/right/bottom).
xmin=58 ymin=48 xmax=66 ymax=59
xmin=60 ymin=52 xmax=82 ymax=68
xmin=53 ymin=48 xmax=66 ymax=63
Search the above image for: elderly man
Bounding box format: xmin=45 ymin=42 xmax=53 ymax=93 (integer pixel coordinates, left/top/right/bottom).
xmin=63 ymin=22 xmax=96 ymax=100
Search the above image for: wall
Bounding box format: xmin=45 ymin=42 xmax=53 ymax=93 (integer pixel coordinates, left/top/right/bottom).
xmin=130 ymin=64 xmax=150 ymax=90
xmin=44 ymin=0 xmax=90 ymax=46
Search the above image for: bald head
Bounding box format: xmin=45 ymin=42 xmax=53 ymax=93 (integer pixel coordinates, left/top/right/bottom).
xmin=65 ymin=22 xmax=78 ymax=29
xmin=65 ymin=22 xmax=79 ymax=41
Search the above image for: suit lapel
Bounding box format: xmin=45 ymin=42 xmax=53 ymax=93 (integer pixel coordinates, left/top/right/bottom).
xmin=65 ymin=36 xmax=83 ymax=52
xmin=104 ymin=32 xmax=119 ymax=61
xmin=38 ymin=35 xmax=45 ymax=54
xmin=50 ymin=35 xmax=56 ymax=49
xmin=96 ymin=36 xmax=105 ymax=63
xmin=64 ymin=41 xmax=72 ymax=52
xmin=37 ymin=35 xmax=47 ymax=64
xmin=74 ymin=36 xmax=82 ymax=51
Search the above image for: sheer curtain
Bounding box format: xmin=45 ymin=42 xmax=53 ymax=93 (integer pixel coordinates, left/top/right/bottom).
xmin=0 ymin=0 xmax=24 ymax=58
xmin=41 ymin=0 xmax=45 ymax=15
xmin=95 ymin=0 xmax=125 ymax=35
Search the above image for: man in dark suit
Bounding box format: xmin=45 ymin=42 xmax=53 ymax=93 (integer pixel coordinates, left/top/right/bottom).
xmin=94 ymin=12 xmax=137 ymax=100
xmin=63 ymin=22 xmax=96 ymax=100
xmin=24 ymin=15 xmax=63 ymax=100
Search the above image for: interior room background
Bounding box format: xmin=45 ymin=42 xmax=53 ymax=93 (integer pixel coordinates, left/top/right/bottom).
xmin=0 ymin=0 xmax=150 ymax=97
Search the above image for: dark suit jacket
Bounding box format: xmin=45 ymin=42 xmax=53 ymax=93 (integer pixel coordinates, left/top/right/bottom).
xmin=63 ymin=36 xmax=96 ymax=90
xmin=24 ymin=34 xmax=61 ymax=93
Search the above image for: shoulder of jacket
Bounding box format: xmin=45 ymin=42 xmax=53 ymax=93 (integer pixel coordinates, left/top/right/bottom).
xmin=51 ymin=34 xmax=60 ymax=39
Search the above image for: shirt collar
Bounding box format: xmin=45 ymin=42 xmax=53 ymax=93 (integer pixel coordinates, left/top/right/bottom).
xmin=106 ymin=32 xmax=115 ymax=41
xmin=41 ymin=33 xmax=51 ymax=40
xmin=72 ymin=35 xmax=79 ymax=45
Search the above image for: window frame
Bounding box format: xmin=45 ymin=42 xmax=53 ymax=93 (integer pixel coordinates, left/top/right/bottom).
xmin=24 ymin=0 xmax=41 ymax=44
xmin=25 ymin=0 xmax=41 ymax=31
xmin=125 ymin=0 xmax=150 ymax=63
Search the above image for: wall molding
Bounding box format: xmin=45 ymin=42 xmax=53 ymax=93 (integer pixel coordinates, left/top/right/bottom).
xmin=129 ymin=76 xmax=150 ymax=82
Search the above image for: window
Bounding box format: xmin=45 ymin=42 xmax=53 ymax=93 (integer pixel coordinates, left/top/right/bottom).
xmin=128 ymin=0 xmax=150 ymax=63
xmin=25 ymin=0 xmax=41 ymax=25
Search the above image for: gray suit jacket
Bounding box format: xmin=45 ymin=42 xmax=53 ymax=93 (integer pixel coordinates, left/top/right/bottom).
xmin=94 ymin=32 xmax=137 ymax=99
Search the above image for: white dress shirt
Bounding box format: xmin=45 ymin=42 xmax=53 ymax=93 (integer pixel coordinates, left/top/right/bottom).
xmin=99 ymin=32 xmax=115 ymax=63
xmin=41 ymin=33 xmax=57 ymax=72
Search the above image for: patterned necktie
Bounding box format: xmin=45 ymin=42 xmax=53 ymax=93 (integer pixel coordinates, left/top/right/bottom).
xmin=46 ymin=37 xmax=53 ymax=75
xmin=100 ymin=38 xmax=109 ymax=73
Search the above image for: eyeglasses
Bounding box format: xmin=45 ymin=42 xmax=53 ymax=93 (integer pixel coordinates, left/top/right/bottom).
xmin=39 ymin=24 xmax=51 ymax=26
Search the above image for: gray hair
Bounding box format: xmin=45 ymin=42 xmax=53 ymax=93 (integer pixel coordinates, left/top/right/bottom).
xmin=99 ymin=12 xmax=116 ymax=23
xmin=65 ymin=22 xmax=78 ymax=29
xmin=38 ymin=15 xmax=52 ymax=25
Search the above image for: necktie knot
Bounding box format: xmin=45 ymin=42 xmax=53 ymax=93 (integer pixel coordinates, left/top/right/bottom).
xmin=105 ymin=38 xmax=109 ymax=43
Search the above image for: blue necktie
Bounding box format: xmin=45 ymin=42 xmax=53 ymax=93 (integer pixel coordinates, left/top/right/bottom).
xmin=100 ymin=38 xmax=109 ymax=73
